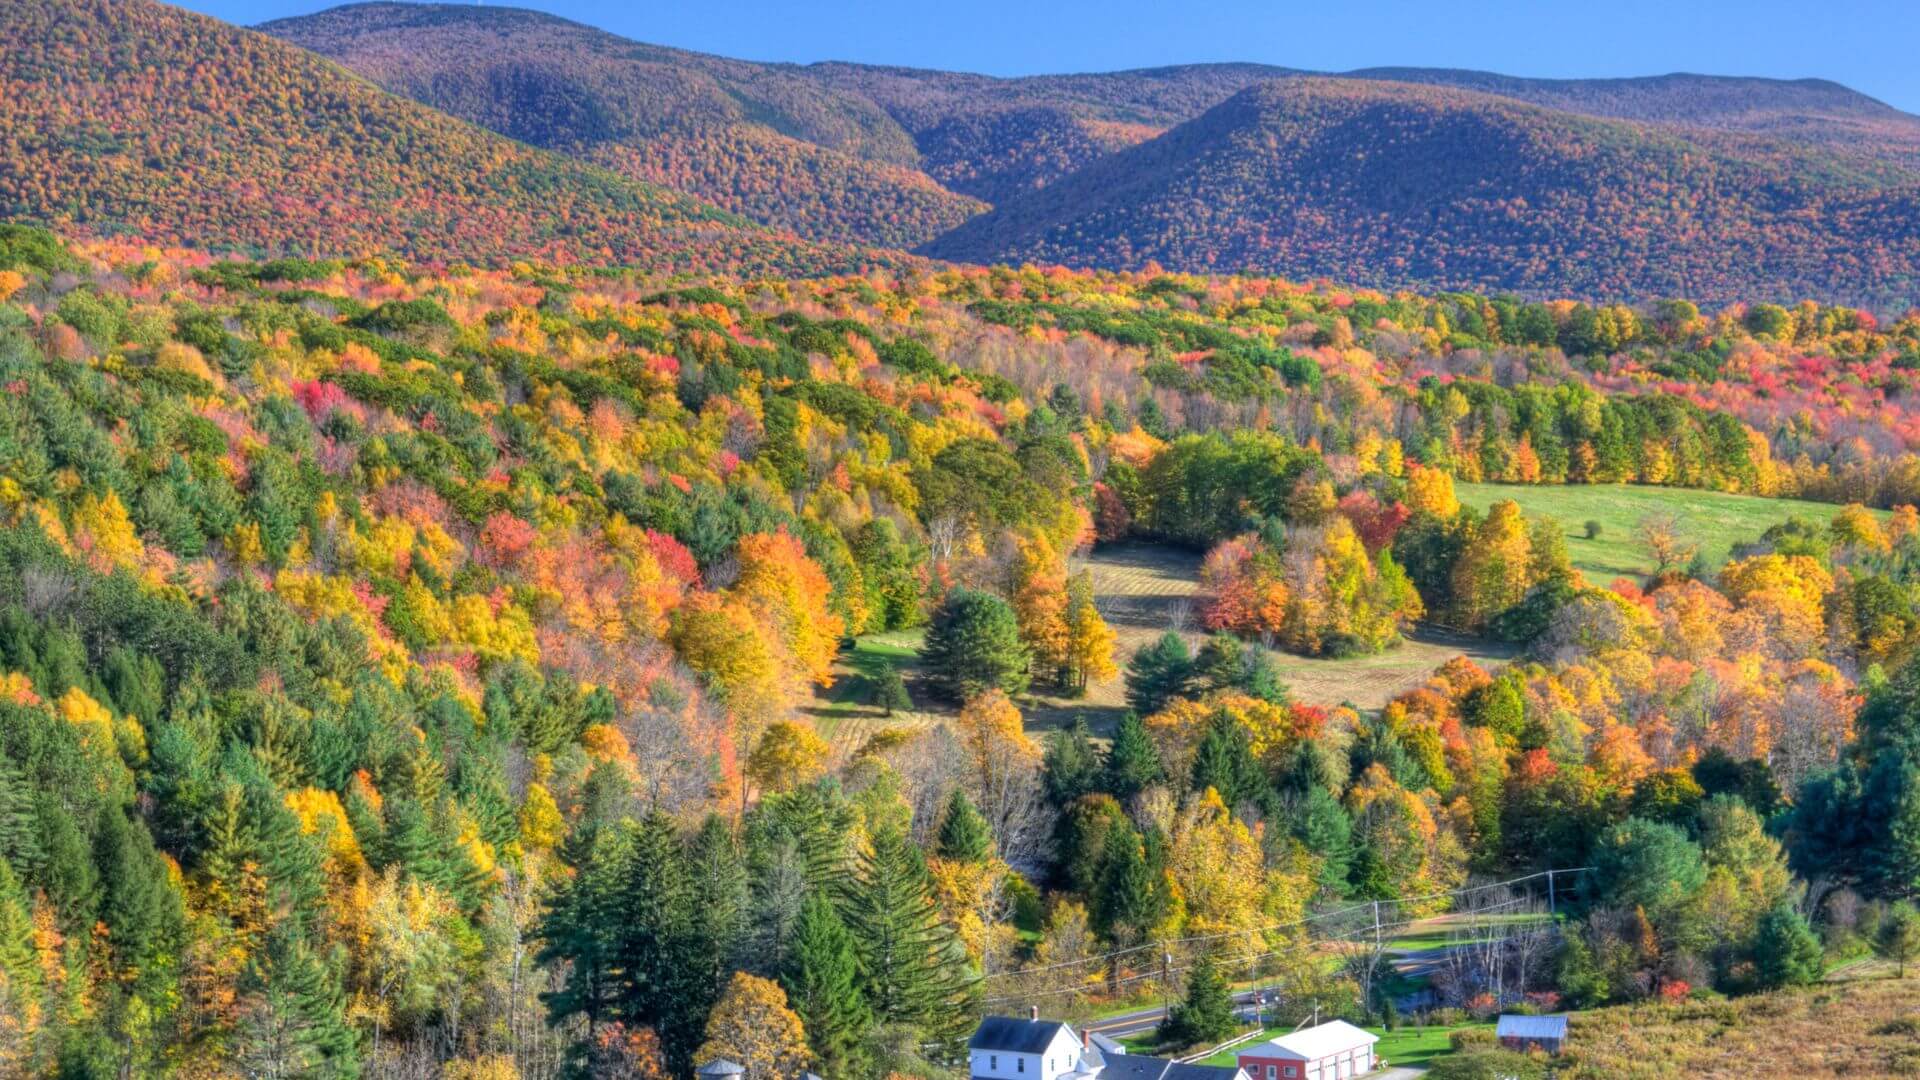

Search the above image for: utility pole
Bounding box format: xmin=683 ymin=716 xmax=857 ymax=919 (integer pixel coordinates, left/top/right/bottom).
xmin=1162 ymin=951 xmax=1173 ymax=1017
xmin=1547 ymin=868 xmax=1556 ymax=917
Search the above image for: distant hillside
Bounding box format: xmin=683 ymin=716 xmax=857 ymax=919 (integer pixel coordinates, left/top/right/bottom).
xmin=262 ymin=2 xmax=987 ymax=248
xmin=924 ymin=77 xmax=1920 ymax=305
xmin=0 ymin=0 xmax=887 ymax=274
xmin=803 ymin=62 xmax=1292 ymax=203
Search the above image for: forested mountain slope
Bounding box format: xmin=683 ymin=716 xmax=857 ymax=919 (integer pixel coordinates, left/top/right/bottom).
xmin=925 ymin=78 xmax=1920 ymax=305
xmin=0 ymin=0 xmax=894 ymax=275
xmin=262 ymin=2 xmax=989 ymax=248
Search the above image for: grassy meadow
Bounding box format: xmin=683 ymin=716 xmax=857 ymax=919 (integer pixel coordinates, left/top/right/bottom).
xmin=1456 ymin=482 xmax=1884 ymax=583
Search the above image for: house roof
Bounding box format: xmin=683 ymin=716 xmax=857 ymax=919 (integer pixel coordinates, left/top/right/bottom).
xmin=1250 ymin=1020 xmax=1379 ymax=1061
xmin=1497 ymin=1014 xmax=1569 ymax=1040
xmin=694 ymin=1061 xmax=745 ymax=1077
xmin=969 ymin=1016 xmax=1077 ymax=1054
xmin=1099 ymin=1053 xmax=1246 ymax=1080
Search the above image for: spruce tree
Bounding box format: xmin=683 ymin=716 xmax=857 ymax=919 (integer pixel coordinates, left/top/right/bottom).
xmin=1753 ymin=902 xmax=1825 ymax=989
xmin=535 ymin=821 xmax=627 ymax=1043
xmin=872 ymin=661 xmax=913 ymax=717
xmin=1159 ymin=953 xmax=1236 ymax=1047
xmin=233 ymin=924 xmax=359 ymax=1080
xmin=1292 ymin=785 xmax=1354 ymax=895
xmin=686 ymin=814 xmax=750 ymax=984
xmin=609 ymin=813 xmax=708 ymax=1071
xmin=1125 ymin=631 xmax=1193 ymax=715
xmin=1877 ymin=901 xmax=1920 ymax=977
xmin=781 ymin=893 xmax=873 ymax=1078
xmin=1090 ymin=823 xmax=1163 ymax=946
xmin=1042 ymin=718 xmax=1102 ymax=805
xmin=935 ymin=789 xmax=993 ymax=863
xmin=844 ymin=824 xmax=978 ymax=1045
xmin=1190 ymin=712 xmax=1263 ymax=807
xmin=1105 ymin=712 xmax=1166 ymax=800
xmin=921 ymin=587 xmax=1031 ymax=700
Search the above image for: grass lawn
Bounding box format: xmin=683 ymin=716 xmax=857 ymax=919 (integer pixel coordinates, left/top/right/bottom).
xmin=1191 ymin=1021 xmax=1491 ymax=1069
xmin=1371 ymin=1022 xmax=1492 ymax=1069
xmin=1455 ymin=482 xmax=1882 ymax=583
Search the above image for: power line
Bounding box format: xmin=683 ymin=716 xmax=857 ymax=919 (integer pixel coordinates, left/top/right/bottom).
xmin=981 ymin=867 xmax=1590 ymax=986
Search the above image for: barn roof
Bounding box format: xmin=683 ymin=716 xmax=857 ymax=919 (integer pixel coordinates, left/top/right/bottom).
xmin=1252 ymin=1020 xmax=1379 ymax=1061
xmin=1497 ymin=1014 xmax=1569 ymax=1040
xmin=969 ymin=1016 xmax=1076 ymax=1054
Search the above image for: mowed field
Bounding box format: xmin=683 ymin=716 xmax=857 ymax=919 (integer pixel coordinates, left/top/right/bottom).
xmin=1456 ymin=482 xmax=1881 ymax=584
xmin=804 ymin=541 xmax=1514 ymax=759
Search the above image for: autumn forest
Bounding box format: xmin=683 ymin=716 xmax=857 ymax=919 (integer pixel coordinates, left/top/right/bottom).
xmin=5 ymin=2 xmax=1920 ymax=1079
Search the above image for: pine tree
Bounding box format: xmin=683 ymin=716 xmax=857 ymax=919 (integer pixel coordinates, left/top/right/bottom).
xmin=686 ymin=814 xmax=749 ymax=987
xmin=1090 ymin=823 xmax=1164 ymax=946
xmin=1878 ymin=902 xmax=1920 ymax=978
xmin=1105 ymin=712 xmax=1166 ymax=801
xmin=1042 ymin=719 xmax=1102 ymax=806
xmin=1190 ymin=712 xmax=1263 ymax=808
xmin=935 ymin=789 xmax=993 ymax=863
xmin=1753 ymin=902 xmax=1824 ymax=989
xmin=872 ymin=661 xmax=913 ymax=716
xmin=1292 ymin=785 xmax=1354 ymax=895
xmin=1125 ymin=631 xmax=1193 ymax=715
xmin=610 ymin=814 xmax=708 ymax=1071
xmin=0 ymin=752 xmax=40 ymax=875
xmin=1158 ymin=953 xmax=1236 ymax=1048
xmin=535 ymin=821 xmax=627 ymax=1047
xmin=843 ymin=825 xmax=978 ymax=1045
xmin=233 ymin=924 xmax=359 ymax=1080
xmin=781 ymin=893 xmax=873 ymax=1078
xmin=921 ymin=587 xmax=1031 ymax=701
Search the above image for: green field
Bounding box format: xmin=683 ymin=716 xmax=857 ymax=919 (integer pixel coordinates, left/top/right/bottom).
xmin=1456 ymin=482 xmax=1879 ymax=583
xmin=1193 ymin=1021 xmax=1491 ymax=1068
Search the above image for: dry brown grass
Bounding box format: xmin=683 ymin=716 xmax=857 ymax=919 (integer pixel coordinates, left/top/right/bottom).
xmin=1556 ymin=977 xmax=1920 ymax=1078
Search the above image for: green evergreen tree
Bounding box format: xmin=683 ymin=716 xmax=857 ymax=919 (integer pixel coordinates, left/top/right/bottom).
xmin=1291 ymin=785 xmax=1354 ymax=895
xmin=843 ymin=824 xmax=978 ymax=1046
xmin=1158 ymin=953 xmax=1236 ymax=1047
xmin=921 ymin=587 xmax=1031 ymax=700
xmin=1104 ymin=712 xmax=1165 ymax=800
xmin=1753 ymin=902 xmax=1825 ymax=989
xmin=686 ymin=814 xmax=750 ymax=985
xmin=780 ymin=893 xmax=873 ymax=1078
xmin=1090 ymin=823 xmax=1163 ymax=946
xmin=609 ymin=814 xmax=708 ymax=1071
xmin=1125 ymin=631 xmax=1194 ymax=715
xmin=1877 ymin=901 xmax=1920 ymax=978
xmin=233 ymin=924 xmax=359 ymax=1079
xmin=1190 ymin=712 xmax=1264 ymax=807
xmin=535 ymin=824 xmax=626 ymax=1049
xmin=1043 ymin=718 xmax=1103 ymax=805
xmin=935 ymin=789 xmax=993 ymax=863
xmin=872 ymin=661 xmax=913 ymax=717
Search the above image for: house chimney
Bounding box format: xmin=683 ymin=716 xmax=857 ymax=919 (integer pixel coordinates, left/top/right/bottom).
xmin=1030 ymin=1005 xmax=1040 ymax=1021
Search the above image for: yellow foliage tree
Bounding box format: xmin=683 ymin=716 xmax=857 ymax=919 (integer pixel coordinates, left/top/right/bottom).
xmin=746 ymin=720 xmax=830 ymax=796
xmin=1405 ymin=464 xmax=1460 ymax=519
xmin=694 ymin=973 xmax=811 ymax=1080
xmin=1063 ymin=570 xmax=1116 ymax=693
xmin=517 ymin=783 xmax=564 ymax=852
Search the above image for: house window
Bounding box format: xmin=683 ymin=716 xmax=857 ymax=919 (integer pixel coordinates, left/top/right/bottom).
xmin=1018 ymin=1059 xmax=1026 ymax=1074
xmin=990 ymin=1056 xmax=998 ymax=1070
xmin=1285 ymin=1068 xmax=1297 ymax=1078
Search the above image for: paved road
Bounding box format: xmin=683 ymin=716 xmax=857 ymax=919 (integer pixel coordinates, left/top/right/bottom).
xmin=1079 ymin=991 xmax=1265 ymax=1040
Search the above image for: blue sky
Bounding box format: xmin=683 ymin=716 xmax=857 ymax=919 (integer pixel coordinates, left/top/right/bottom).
xmin=183 ymin=0 xmax=1920 ymax=113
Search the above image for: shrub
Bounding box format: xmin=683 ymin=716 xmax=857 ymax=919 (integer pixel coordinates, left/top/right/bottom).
xmin=1584 ymin=519 xmax=1603 ymax=539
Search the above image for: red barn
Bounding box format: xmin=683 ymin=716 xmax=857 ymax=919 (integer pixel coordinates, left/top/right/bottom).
xmin=1237 ymin=1020 xmax=1378 ymax=1080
